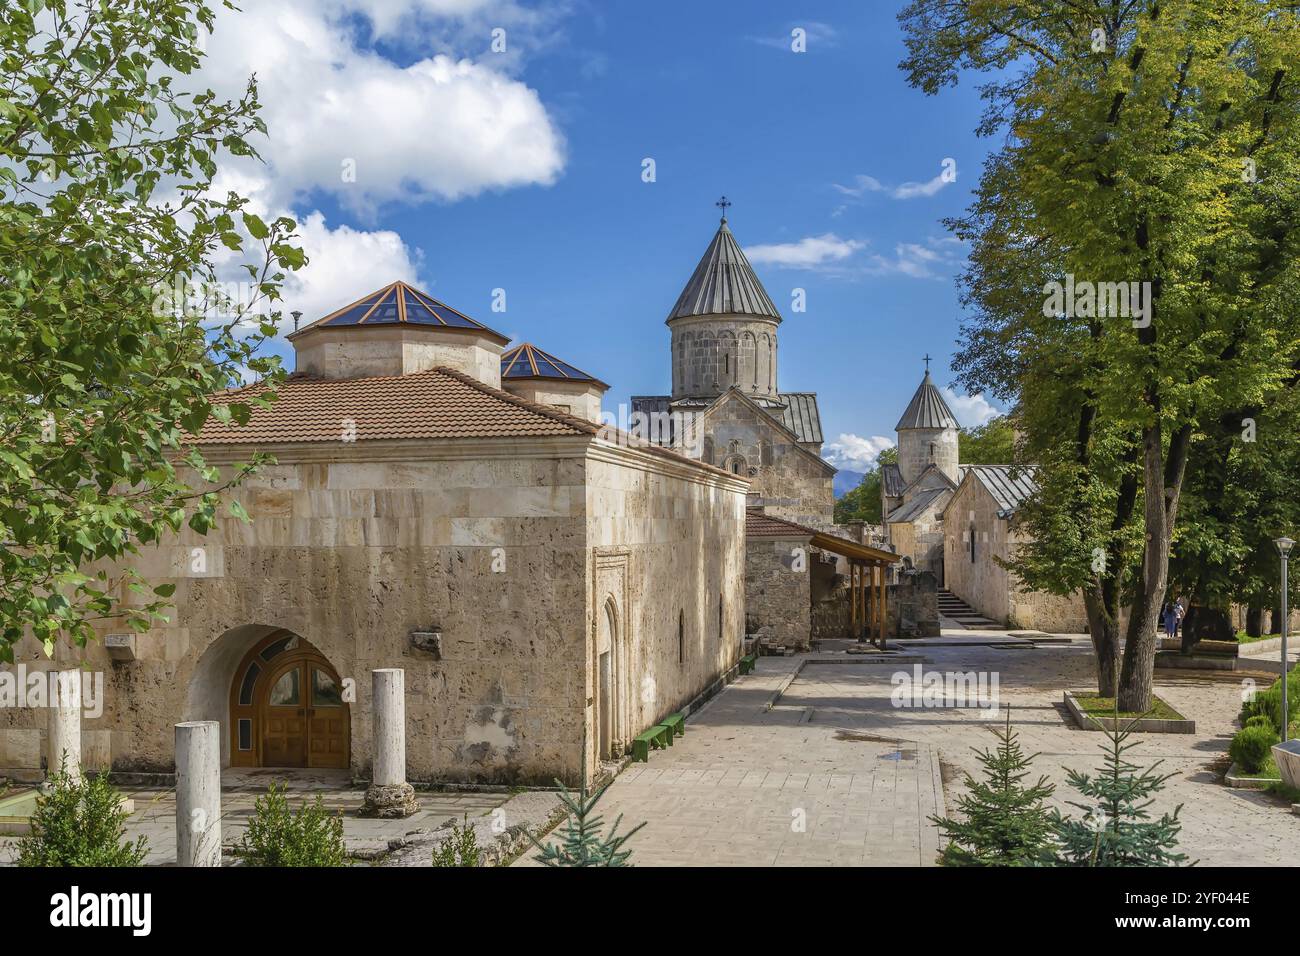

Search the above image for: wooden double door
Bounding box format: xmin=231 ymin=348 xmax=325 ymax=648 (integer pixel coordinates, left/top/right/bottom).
xmin=230 ymin=632 xmax=350 ymax=769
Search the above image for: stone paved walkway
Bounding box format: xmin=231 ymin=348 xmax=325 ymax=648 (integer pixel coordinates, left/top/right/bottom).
xmin=516 ymin=653 xmax=946 ymax=867
xmin=539 ymin=635 xmax=1300 ymax=867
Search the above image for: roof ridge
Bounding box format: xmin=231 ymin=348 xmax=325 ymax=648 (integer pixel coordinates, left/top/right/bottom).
xmin=429 ymin=365 xmax=598 ymax=434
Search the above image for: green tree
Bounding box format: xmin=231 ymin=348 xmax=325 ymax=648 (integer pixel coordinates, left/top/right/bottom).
xmin=900 ymin=0 xmax=1300 ymax=709
xmin=1052 ymin=720 xmax=1189 ymax=867
xmin=528 ymin=778 xmax=643 ymax=867
xmin=958 ymin=416 xmax=1015 ymax=465
xmin=833 ymin=447 xmax=897 ymax=525
xmin=0 ymin=0 xmax=303 ymax=660
xmin=930 ymin=708 xmax=1056 ymax=866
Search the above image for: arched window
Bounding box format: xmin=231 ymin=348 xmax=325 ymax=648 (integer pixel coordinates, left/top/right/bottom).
xmin=723 ymin=455 xmax=748 ymax=475
xmin=678 ymin=610 xmax=686 ymax=665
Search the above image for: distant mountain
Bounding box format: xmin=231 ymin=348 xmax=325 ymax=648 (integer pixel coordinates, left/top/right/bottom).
xmin=832 ymin=469 xmax=865 ymax=497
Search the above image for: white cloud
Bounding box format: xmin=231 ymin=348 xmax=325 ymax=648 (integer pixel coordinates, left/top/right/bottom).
xmin=200 ymin=0 xmax=566 ymax=217
xmin=823 ymin=433 xmax=895 ymax=471
xmin=281 ymin=212 xmax=425 ymax=326
xmin=864 ymin=236 xmax=963 ymax=280
xmin=833 ymin=169 xmax=952 ymax=200
xmin=941 ymin=387 xmax=1000 ymax=428
xmin=744 ymin=233 xmax=865 ymax=270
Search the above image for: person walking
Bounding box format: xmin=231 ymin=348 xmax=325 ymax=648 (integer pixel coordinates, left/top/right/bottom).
xmin=1162 ymin=601 xmax=1178 ymax=639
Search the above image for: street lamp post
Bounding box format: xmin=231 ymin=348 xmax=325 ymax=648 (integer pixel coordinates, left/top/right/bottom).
xmin=1275 ymin=536 xmax=1294 ymax=743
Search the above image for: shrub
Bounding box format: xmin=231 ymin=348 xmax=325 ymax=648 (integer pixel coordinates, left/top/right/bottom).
xmin=1239 ymin=671 xmax=1300 ymax=736
xmin=1052 ymin=721 xmax=1188 ymax=866
xmin=930 ymin=707 xmax=1056 ymax=866
xmin=238 ymin=783 xmax=346 ymax=866
xmin=1229 ymin=724 xmax=1279 ymax=775
xmin=432 ymin=815 xmax=482 ymax=867
xmin=1245 ymin=715 xmax=1273 ymax=730
xmin=16 ymin=769 xmax=147 ymax=867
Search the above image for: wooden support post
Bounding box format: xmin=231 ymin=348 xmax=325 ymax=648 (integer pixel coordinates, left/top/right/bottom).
xmin=879 ymin=564 xmax=888 ymax=651
xmin=850 ymin=562 xmax=857 ymax=637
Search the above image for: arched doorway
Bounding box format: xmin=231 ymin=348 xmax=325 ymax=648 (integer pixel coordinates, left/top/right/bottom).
xmin=228 ymin=630 xmax=350 ymax=769
xmin=597 ymin=598 xmax=620 ymax=760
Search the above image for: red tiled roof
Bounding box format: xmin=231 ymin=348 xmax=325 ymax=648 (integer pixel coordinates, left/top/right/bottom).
xmin=745 ymin=508 xmax=815 ymax=538
xmin=194 ymin=366 xmax=597 ymax=445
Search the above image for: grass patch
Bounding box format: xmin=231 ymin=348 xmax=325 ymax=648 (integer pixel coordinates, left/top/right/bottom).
xmin=1073 ymin=693 xmax=1185 ymax=721
xmin=1235 ymin=631 xmax=1282 ymax=645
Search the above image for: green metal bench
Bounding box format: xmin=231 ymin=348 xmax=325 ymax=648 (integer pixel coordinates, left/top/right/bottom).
xmin=739 ymin=653 xmax=757 ymax=675
xmin=661 ymin=713 xmax=685 ymax=739
xmin=631 ymin=724 xmax=671 ymax=762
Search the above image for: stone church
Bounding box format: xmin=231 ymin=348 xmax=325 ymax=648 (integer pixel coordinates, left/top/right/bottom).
xmin=881 ymin=368 xmax=1085 ymax=632
xmin=0 ymin=280 xmax=749 ymax=788
xmin=634 ymin=210 xmax=902 ymax=651
xmin=632 ymin=209 xmax=836 ymax=528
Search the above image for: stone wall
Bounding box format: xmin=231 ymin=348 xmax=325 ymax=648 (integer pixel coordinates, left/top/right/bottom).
xmin=744 ymin=535 xmax=812 ymax=651
xmin=889 ymin=570 xmax=940 ymax=638
xmin=943 ymin=478 xmax=1086 ymax=633
xmin=670 ymin=314 xmax=780 ymax=401
xmin=293 ymin=324 xmax=503 ymax=386
xmin=699 ymin=392 xmax=833 ymax=526
xmin=810 ymin=555 xmax=848 ymax=641
xmin=0 ymin=436 xmax=749 ymax=788
xmin=585 ymin=443 xmax=747 ymax=771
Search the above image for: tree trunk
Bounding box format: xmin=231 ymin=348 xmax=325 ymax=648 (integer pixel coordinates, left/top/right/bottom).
xmin=1246 ymin=603 xmax=1263 ymax=639
xmin=1118 ymin=419 xmax=1192 ymax=713
xmin=1271 ymin=604 xmax=1284 ymax=636
xmin=1083 ymin=587 xmax=1120 ymax=696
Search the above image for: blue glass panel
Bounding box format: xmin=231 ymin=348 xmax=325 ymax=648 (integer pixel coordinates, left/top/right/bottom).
xmin=402 ymin=298 xmax=443 ymax=324
xmin=532 ymin=358 xmax=565 ymax=377
xmin=322 ymin=296 xmax=382 ymax=326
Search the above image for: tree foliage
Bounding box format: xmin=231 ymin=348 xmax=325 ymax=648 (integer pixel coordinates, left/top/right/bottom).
xmin=1051 ymin=720 xmax=1189 ymax=867
xmin=899 ymin=0 xmax=1300 ymax=708
xmin=958 ymin=416 xmax=1015 ymax=465
xmin=529 ymin=778 xmax=643 ymax=867
xmin=0 ymin=0 xmax=303 ymax=659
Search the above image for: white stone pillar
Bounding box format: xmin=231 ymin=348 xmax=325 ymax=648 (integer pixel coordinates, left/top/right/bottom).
xmin=175 ymin=720 xmax=222 ymax=867
xmin=361 ymin=668 xmax=417 ymax=818
xmin=47 ymin=670 xmax=82 ymax=785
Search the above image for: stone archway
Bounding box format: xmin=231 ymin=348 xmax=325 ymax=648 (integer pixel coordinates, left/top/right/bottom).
xmin=187 ymin=624 xmax=350 ymax=769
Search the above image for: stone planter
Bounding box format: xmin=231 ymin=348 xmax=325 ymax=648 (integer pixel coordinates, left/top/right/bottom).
xmin=1062 ymin=691 xmax=1197 ymax=734
xmin=1272 ymin=740 xmax=1300 ymax=790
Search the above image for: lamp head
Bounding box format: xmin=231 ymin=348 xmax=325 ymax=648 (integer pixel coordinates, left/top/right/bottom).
xmin=1276 ymin=536 xmax=1296 ymax=557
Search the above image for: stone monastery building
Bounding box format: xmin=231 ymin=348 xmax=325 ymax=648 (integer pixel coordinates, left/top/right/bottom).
xmin=0 ymin=213 xmax=905 ymax=788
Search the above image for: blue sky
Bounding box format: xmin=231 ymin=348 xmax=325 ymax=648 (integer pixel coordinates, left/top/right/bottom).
xmin=204 ymin=0 xmax=1003 ymax=473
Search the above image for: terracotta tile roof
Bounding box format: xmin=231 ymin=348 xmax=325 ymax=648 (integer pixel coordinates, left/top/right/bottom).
xmin=194 ymin=366 xmax=597 ymax=445
xmin=745 ymin=508 xmax=815 ymax=538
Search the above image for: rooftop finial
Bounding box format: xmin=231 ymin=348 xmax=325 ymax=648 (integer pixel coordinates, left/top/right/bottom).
xmin=923 ymin=353 xmax=932 ymax=374
xmin=715 ymin=195 xmax=731 ymax=223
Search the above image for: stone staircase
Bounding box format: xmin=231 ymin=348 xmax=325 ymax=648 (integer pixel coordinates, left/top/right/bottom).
xmin=937 ymin=589 xmax=1005 ymax=630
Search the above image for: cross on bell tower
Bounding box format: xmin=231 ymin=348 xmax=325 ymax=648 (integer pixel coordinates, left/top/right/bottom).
xmin=715 ymin=195 xmax=731 ymax=223
xmin=923 ymin=353 xmax=932 ymax=373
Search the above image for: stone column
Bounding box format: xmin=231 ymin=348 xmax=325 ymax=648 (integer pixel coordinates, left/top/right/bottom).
xmin=46 ymin=670 xmax=82 ymax=784
xmin=360 ymin=668 xmax=418 ymax=818
xmin=175 ymin=720 xmax=222 ymax=867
